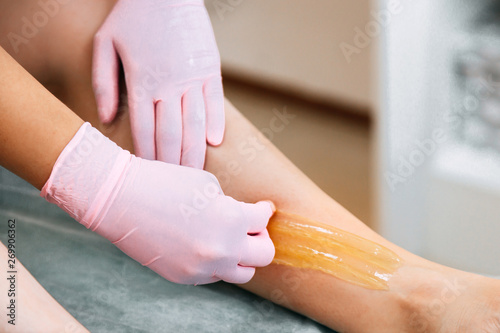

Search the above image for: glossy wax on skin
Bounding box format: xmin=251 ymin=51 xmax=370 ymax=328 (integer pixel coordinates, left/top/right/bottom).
xmin=267 ymin=211 xmax=403 ymax=290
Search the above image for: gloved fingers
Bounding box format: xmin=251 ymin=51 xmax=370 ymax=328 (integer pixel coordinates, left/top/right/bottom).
xmin=129 ymin=96 xmax=156 ymax=160
xmin=204 ymin=75 xmax=225 ymax=146
xmin=181 ymin=86 xmax=207 ymax=169
xmin=156 ymin=98 xmax=182 ymax=164
xmin=219 ymin=265 xmax=256 ymax=284
xmin=92 ymin=33 xmax=120 ymax=124
xmin=239 ymin=229 xmax=275 ymax=268
xmin=240 ymin=200 xmax=276 ymax=234
xmin=147 ymin=259 xmax=221 ymax=286
xmin=194 ymin=275 xmax=221 ymax=286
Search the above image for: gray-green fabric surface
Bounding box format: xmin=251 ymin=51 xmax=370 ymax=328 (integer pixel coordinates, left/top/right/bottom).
xmin=0 ymin=168 xmax=335 ymax=332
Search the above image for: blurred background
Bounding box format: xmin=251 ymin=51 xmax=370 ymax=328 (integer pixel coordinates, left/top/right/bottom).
xmin=205 ymin=0 xmax=500 ymax=276
xmin=205 ymin=0 xmax=374 ymax=225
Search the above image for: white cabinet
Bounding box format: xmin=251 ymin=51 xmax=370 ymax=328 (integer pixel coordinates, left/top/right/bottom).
xmin=377 ymin=0 xmax=500 ymax=275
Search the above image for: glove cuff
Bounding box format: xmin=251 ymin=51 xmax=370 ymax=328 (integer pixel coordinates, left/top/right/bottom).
xmin=41 ymin=122 xmax=132 ymax=229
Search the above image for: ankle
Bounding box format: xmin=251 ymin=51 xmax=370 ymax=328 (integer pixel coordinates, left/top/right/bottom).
xmin=394 ymin=265 xmax=474 ymax=333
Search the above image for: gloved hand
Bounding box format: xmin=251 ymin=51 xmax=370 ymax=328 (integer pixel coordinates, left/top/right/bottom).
xmin=41 ymin=123 xmax=275 ymax=285
xmin=92 ymin=0 xmax=224 ymax=169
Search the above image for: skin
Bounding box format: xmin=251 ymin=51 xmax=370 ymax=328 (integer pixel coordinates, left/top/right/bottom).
xmin=0 ymin=42 xmax=88 ymax=333
xmin=0 ymin=243 xmax=89 ymax=333
xmin=0 ymin=1 xmax=500 ymax=332
xmin=0 ymin=46 xmax=83 ymax=190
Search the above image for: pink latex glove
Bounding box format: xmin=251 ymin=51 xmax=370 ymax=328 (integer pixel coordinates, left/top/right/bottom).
xmin=41 ymin=123 xmax=274 ymax=285
xmin=93 ymin=0 xmax=224 ymax=168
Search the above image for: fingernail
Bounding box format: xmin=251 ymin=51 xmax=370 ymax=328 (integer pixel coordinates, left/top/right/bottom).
xmin=207 ymin=132 xmax=224 ymax=146
xmin=98 ymin=110 xmax=109 ymax=123
xmin=265 ymin=200 xmax=276 ymax=214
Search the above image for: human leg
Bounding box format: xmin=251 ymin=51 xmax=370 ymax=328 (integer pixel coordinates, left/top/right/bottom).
xmin=205 ymin=100 xmax=500 ymax=332
xmin=0 ymin=242 xmax=89 ymax=333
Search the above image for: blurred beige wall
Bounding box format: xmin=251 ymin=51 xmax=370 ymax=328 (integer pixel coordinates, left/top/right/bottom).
xmin=205 ymin=0 xmax=374 ymax=114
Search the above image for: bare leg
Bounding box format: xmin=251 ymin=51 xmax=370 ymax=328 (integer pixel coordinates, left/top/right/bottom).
xmin=207 ymin=100 xmax=500 ymax=332
xmin=0 ymin=243 xmax=88 ymax=333
xmin=1 ymin=1 xmax=499 ymax=332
